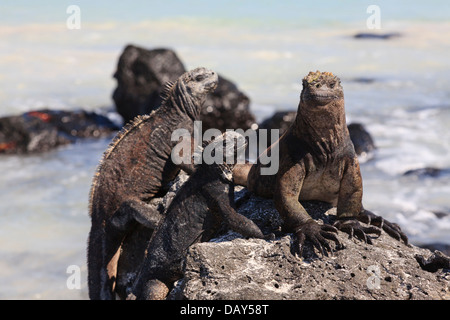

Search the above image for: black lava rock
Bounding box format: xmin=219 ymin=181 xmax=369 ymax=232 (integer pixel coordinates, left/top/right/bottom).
xmin=112 ymin=44 xmax=256 ymax=131
xmin=0 ymin=109 xmax=118 ymax=154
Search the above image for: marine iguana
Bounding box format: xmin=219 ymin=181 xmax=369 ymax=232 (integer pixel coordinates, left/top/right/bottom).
xmin=87 ymin=67 xmax=218 ymax=300
xmin=237 ymin=71 xmax=408 ymax=255
xmin=127 ymin=132 xmax=271 ymax=300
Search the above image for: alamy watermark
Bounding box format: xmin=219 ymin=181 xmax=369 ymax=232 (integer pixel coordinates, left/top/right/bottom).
xmin=366 ymin=5 xmax=381 ymax=29
xmin=366 ymin=264 xmax=381 ymax=290
xmin=66 ymin=5 xmax=81 ymax=29
xmin=171 ymin=121 xmax=280 ymax=175
xmin=66 ymin=265 xmax=81 ymax=290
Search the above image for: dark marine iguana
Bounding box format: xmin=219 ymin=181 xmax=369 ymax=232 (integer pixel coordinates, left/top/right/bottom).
xmin=235 ymin=71 xmax=408 ymax=255
xmin=87 ymin=67 xmax=218 ymax=300
xmin=127 ymin=132 xmax=272 ymax=300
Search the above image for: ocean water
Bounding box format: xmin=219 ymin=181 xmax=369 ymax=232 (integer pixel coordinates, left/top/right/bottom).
xmin=0 ymin=1 xmax=449 ymax=299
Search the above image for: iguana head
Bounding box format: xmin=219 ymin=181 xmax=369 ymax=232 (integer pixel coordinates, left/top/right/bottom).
xmin=301 ymin=71 xmax=343 ymax=106
xmin=182 ymin=67 xmax=219 ymax=99
xmin=296 ymin=71 xmax=348 ymax=146
xmin=201 ymin=131 xmax=247 ymax=182
xmin=161 ymin=67 xmax=218 ymax=117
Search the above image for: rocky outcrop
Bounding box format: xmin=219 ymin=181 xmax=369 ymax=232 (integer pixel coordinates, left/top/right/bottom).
xmin=113 ymin=172 xmax=449 ymax=300
xmin=112 ymin=44 xmax=256 ymax=131
xmin=403 ymin=167 xmax=450 ymax=178
xmin=165 ymin=184 xmax=449 ymax=300
xmin=172 ymin=234 xmax=449 ymax=300
xmin=112 ymin=45 xmax=186 ymax=124
xmin=420 ymin=243 xmax=450 ymax=257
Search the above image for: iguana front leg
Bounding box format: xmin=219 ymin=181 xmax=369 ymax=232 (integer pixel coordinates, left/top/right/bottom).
xmin=109 ymin=199 xmax=163 ymax=231
xmin=204 ymin=186 xmax=270 ymax=240
xmin=333 ymin=156 xmax=380 ymax=243
xmin=275 ymin=163 xmax=339 ymax=256
xmin=334 ymin=156 xmax=408 ymax=244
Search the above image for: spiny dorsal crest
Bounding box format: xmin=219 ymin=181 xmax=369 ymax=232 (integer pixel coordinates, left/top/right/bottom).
xmin=160 ymin=80 xmax=176 ymax=103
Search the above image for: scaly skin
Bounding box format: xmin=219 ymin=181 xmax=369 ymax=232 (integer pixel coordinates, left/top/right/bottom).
xmin=127 ymin=132 xmax=271 ymax=300
xmin=87 ymin=67 xmax=218 ymax=300
xmin=243 ymin=71 xmax=408 ymax=255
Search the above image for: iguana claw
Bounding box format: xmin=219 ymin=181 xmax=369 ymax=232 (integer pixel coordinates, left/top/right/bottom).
xmin=334 ymin=210 xmax=409 ymax=245
xmin=295 ymin=221 xmax=340 ymax=257
xmin=333 ymin=218 xmax=381 ymax=244
xmin=358 ymin=210 xmax=408 ymax=245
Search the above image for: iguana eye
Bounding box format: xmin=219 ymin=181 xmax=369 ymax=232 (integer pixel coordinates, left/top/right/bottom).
xmin=330 ymin=83 xmax=335 ymax=88
xmin=195 ymin=74 xmax=206 ymax=82
xmin=315 ymin=83 xmax=321 ymax=88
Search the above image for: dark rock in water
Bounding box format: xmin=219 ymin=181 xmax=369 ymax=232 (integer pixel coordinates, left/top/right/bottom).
xmin=112 ymin=44 xmax=256 ymax=131
xmin=403 ymin=167 xmax=449 ymax=178
xmin=350 ymin=77 xmax=377 ymax=84
xmin=419 ymin=243 xmax=450 ymax=257
xmin=257 ymin=110 xmax=296 ymax=143
xmin=254 ymin=110 xmax=296 ymax=157
xmin=0 ymin=109 xmax=118 ymax=154
xmin=257 ymin=111 xmax=376 ymax=157
xmin=432 ymin=211 xmax=449 ymax=219
xmin=112 ymin=45 xmax=186 ymax=124
xmin=201 ymin=75 xmax=256 ymax=132
xmin=0 ymin=113 xmax=66 ymax=154
xmin=353 ymin=32 xmax=401 ymax=40
xmin=41 ymin=109 xmax=119 ymax=139
xmin=347 ymin=123 xmax=376 ymax=156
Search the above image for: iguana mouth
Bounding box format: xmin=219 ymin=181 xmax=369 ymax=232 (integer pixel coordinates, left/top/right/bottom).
xmin=308 ymin=92 xmax=339 ymax=100
xmin=192 ymin=67 xmax=219 ymax=92
xmin=205 ymin=78 xmax=218 ymax=92
xmin=302 ymin=91 xmax=340 ymax=105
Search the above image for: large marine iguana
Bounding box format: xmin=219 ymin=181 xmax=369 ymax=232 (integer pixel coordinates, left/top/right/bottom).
xmin=87 ymin=67 xmax=218 ymax=300
xmin=236 ymin=71 xmax=408 ymax=255
xmin=127 ymin=132 xmax=272 ymax=300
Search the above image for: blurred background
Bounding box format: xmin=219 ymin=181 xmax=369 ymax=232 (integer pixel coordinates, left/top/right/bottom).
xmin=0 ymin=0 xmax=449 ymax=299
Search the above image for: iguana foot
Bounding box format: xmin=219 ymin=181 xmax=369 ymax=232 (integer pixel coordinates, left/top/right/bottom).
xmin=358 ymin=210 xmax=409 ymax=245
xmin=294 ymin=220 xmax=340 ymax=257
xmin=264 ymin=233 xmax=276 ymax=240
xmin=141 ymin=279 xmax=169 ymax=300
xmin=127 ymin=279 xmax=169 ymax=300
xmin=334 ymin=218 xmax=381 ymax=245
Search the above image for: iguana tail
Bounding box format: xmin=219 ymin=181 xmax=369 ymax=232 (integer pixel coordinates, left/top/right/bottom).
xmin=87 ymin=226 xmax=122 ymax=300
